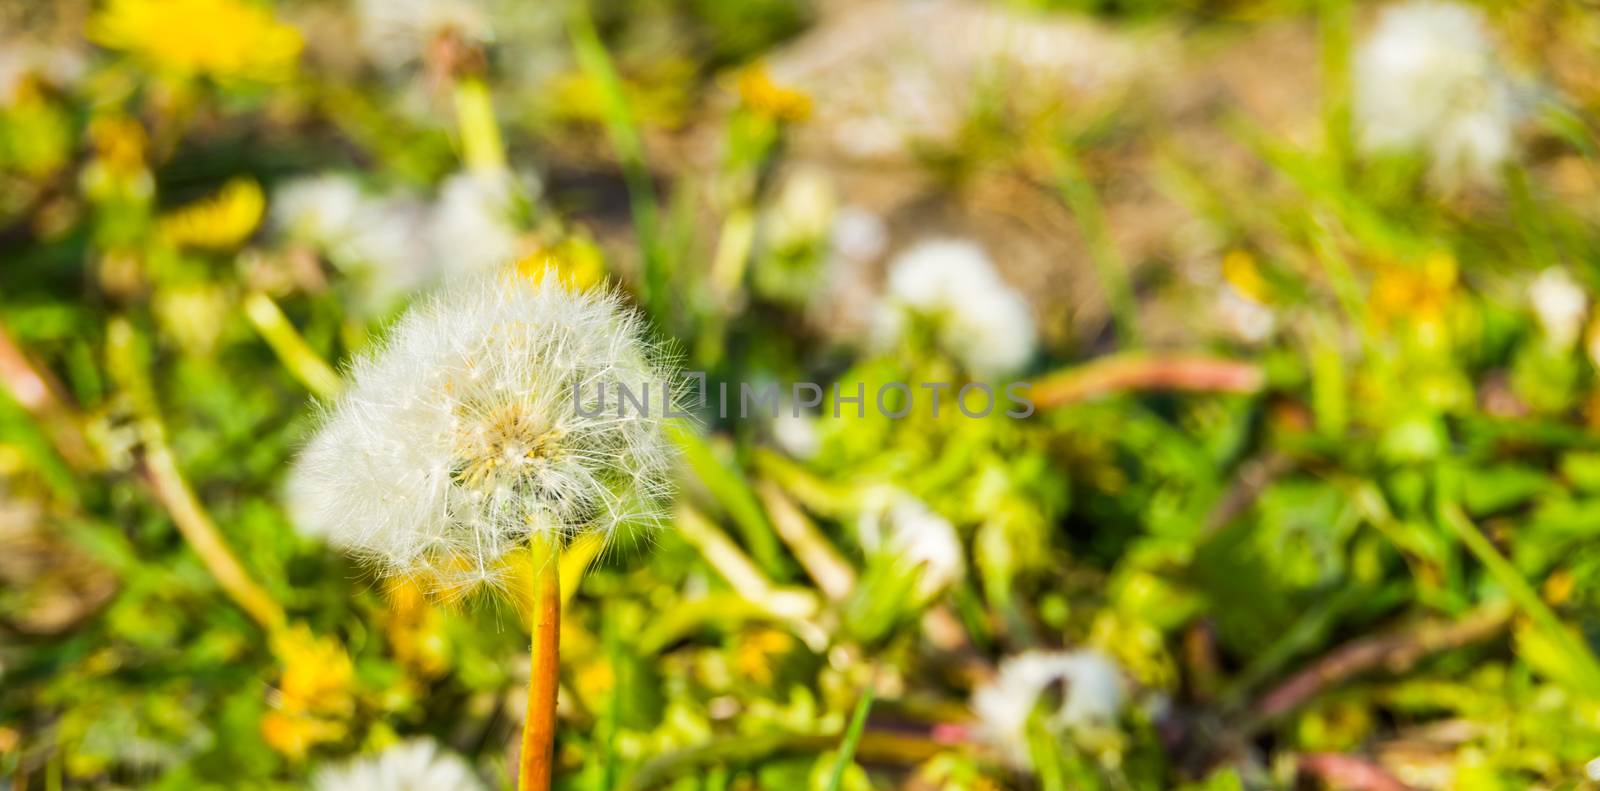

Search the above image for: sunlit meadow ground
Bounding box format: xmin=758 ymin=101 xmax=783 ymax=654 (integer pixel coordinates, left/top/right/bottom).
xmin=5 ymin=0 xmax=1600 ymax=789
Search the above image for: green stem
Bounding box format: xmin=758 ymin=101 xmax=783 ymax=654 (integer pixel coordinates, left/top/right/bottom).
xmin=243 ymin=292 xmax=343 ymax=400
xmin=822 ymin=678 xmax=876 ymax=791
xmin=568 ymin=6 xmax=667 ymax=320
xmin=1052 ymin=144 xmax=1139 ymax=347
xmin=1436 ymin=479 xmax=1600 ymax=695
xmin=107 ymin=317 xmax=287 ymax=632
xmin=453 ymin=77 xmax=508 ymax=175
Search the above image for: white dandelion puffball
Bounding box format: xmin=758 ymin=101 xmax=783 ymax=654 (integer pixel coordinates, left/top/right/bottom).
xmin=972 ymin=650 xmax=1127 ymax=767
xmin=1216 ymin=286 xmax=1275 ymax=345
xmin=429 ymin=170 xmax=528 ymax=280
xmin=858 ymin=493 xmax=964 ymax=597
xmin=288 ymin=270 xmax=677 ymax=593
xmin=875 ymin=239 xmax=1036 ymax=378
xmin=830 ymin=207 xmax=889 ymax=266
xmin=1354 ymin=1 xmax=1517 ymax=187
xmin=769 ymin=408 xmax=821 ymax=461
xmin=357 ymin=0 xmax=492 ymax=69
xmin=313 ymin=739 xmax=485 ymax=791
xmin=1529 ymin=267 xmax=1589 ymax=351
xmin=273 ymin=174 xmax=433 ymax=313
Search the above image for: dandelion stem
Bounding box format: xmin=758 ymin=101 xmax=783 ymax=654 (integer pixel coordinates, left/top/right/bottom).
xmin=108 ymin=318 xmax=287 ymax=632
xmin=243 ymin=292 xmax=343 ymax=400
xmin=453 ymin=77 xmax=508 ymax=175
xmin=519 ymin=537 xmax=562 ymax=791
xmin=568 ymin=5 xmax=668 ymax=320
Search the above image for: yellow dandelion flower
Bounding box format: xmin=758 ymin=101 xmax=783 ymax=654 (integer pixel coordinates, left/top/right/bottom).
xmin=735 ymin=628 xmax=794 ymax=685
xmin=383 ymin=579 xmax=451 ymax=678
xmin=514 ymin=236 xmax=607 ymax=292
xmin=261 ymin=710 xmax=346 ymax=760
xmin=158 ymin=177 xmax=265 ymax=250
xmin=88 ymin=115 xmax=147 ymax=177
xmin=89 ymin=0 xmax=302 ymax=82
xmin=736 ymin=65 xmax=811 ymax=123
xmin=271 ymin=624 xmax=355 ymax=717
xmin=1221 ymin=249 xmax=1271 ymax=303
xmin=1371 ymin=251 xmax=1457 ymax=333
xmin=263 ymin=624 xmax=354 ymax=759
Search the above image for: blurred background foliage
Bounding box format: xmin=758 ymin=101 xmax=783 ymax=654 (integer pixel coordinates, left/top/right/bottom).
xmin=4 ymin=0 xmax=1600 ymax=788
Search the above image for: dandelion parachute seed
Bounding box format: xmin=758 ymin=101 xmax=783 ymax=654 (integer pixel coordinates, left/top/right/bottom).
xmin=313 ymin=739 xmax=485 ymax=791
xmin=874 ymin=239 xmax=1037 ymax=378
xmin=1354 ymin=0 xmax=1518 ymax=188
xmin=288 ymin=269 xmax=677 ymax=598
xmin=971 ymin=649 xmax=1127 ymax=768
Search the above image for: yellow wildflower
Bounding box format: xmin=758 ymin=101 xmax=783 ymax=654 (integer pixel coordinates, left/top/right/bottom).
xmin=1221 ymin=249 xmax=1271 ymax=303
xmin=735 ymin=628 xmax=794 ymax=686
xmin=272 ymin=624 xmax=355 ymax=716
xmin=514 ymin=236 xmax=607 ymax=292
xmin=1371 ymin=251 xmax=1458 ymax=339
xmin=261 ymin=710 xmax=345 ymax=760
xmin=383 ymin=579 xmax=451 ymax=678
xmin=88 ymin=115 xmax=147 ymax=178
xmin=736 ymin=65 xmax=812 ymax=123
xmin=158 ymin=177 xmax=265 ymax=250
xmin=89 ymin=0 xmax=302 ymax=82
xmin=264 ymin=624 xmax=355 ymax=758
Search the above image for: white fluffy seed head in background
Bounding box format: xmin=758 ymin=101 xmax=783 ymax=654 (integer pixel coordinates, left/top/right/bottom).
xmin=875 ymin=239 xmax=1037 ymax=378
xmin=272 ymin=174 xmax=434 ymax=314
xmin=288 ymin=270 xmax=678 ymax=596
xmin=357 ymin=0 xmax=492 ymax=70
xmin=1354 ymin=0 xmax=1517 ymax=188
xmin=971 ymin=649 xmax=1127 ymax=768
xmin=1529 ymin=267 xmax=1589 ymax=351
xmin=858 ymin=491 xmax=964 ymax=597
xmin=429 ymin=170 xmax=528 ymax=280
xmin=312 ymin=739 xmax=485 ymax=791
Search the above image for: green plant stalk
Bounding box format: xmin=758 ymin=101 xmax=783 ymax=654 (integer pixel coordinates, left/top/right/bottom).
xmin=675 ymin=504 xmax=817 ymax=621
xmin=243 ymin=292 xmax=344 ymax=400
xmin=568 ymin=7 xmax=668 ymax=320
xmin=1318 ymin=0 xmax=1353 ymax=170
xmin=1052 ymin=144 xmax=1140 ymax=347
xmin=0 ymin=323 xmax=97 ymax=475
xmin=671 ymin=423 xmax=788 ymax=577
xmin=107 ymin=317 xmax=287 ymax=633
xmin=1305 ymin=214 xmax=1377 ymax=353
xmin=1436 ymin=491 xmax=1600 ymax=694
xmin=755 ymin=479 xmax=856 ymax=601
xmin=1025 ymin=715 xmax=1070 ymax=791
xmin=709 ymin=207 xmax=757 ymax=302
xmin=822 ymin=678 xmax=876 ymax=791
xmin=453 ymin=77 xmax=508 ymax=175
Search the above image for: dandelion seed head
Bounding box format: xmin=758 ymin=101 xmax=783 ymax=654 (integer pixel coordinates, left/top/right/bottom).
xmin=972 ymin=649 xmax=1127 ymax=768
xmin=273 ymin=174 xmax=434 ymax=313
xmin=357 ymin=0 xmax=491 ymax=70
xmin=313 ymin=739 xmax=484 ymax=791
xmin=858 ymin=491 xmax=963 ymax=596
xmin=289 ymin=270 xmax=676 ymax=595
xmin=1216 ymin=286 xmax=1275 ymax=345
xmin=875 ymin=239 xmax=1036 ymax=378
xmin=1529 ymin=267 xmax=1588 ymax=351
xmin=1355 ymin=1 xmax=1517 ymax=188
xmin=429 ymin=170 xmax=530 ymax=280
